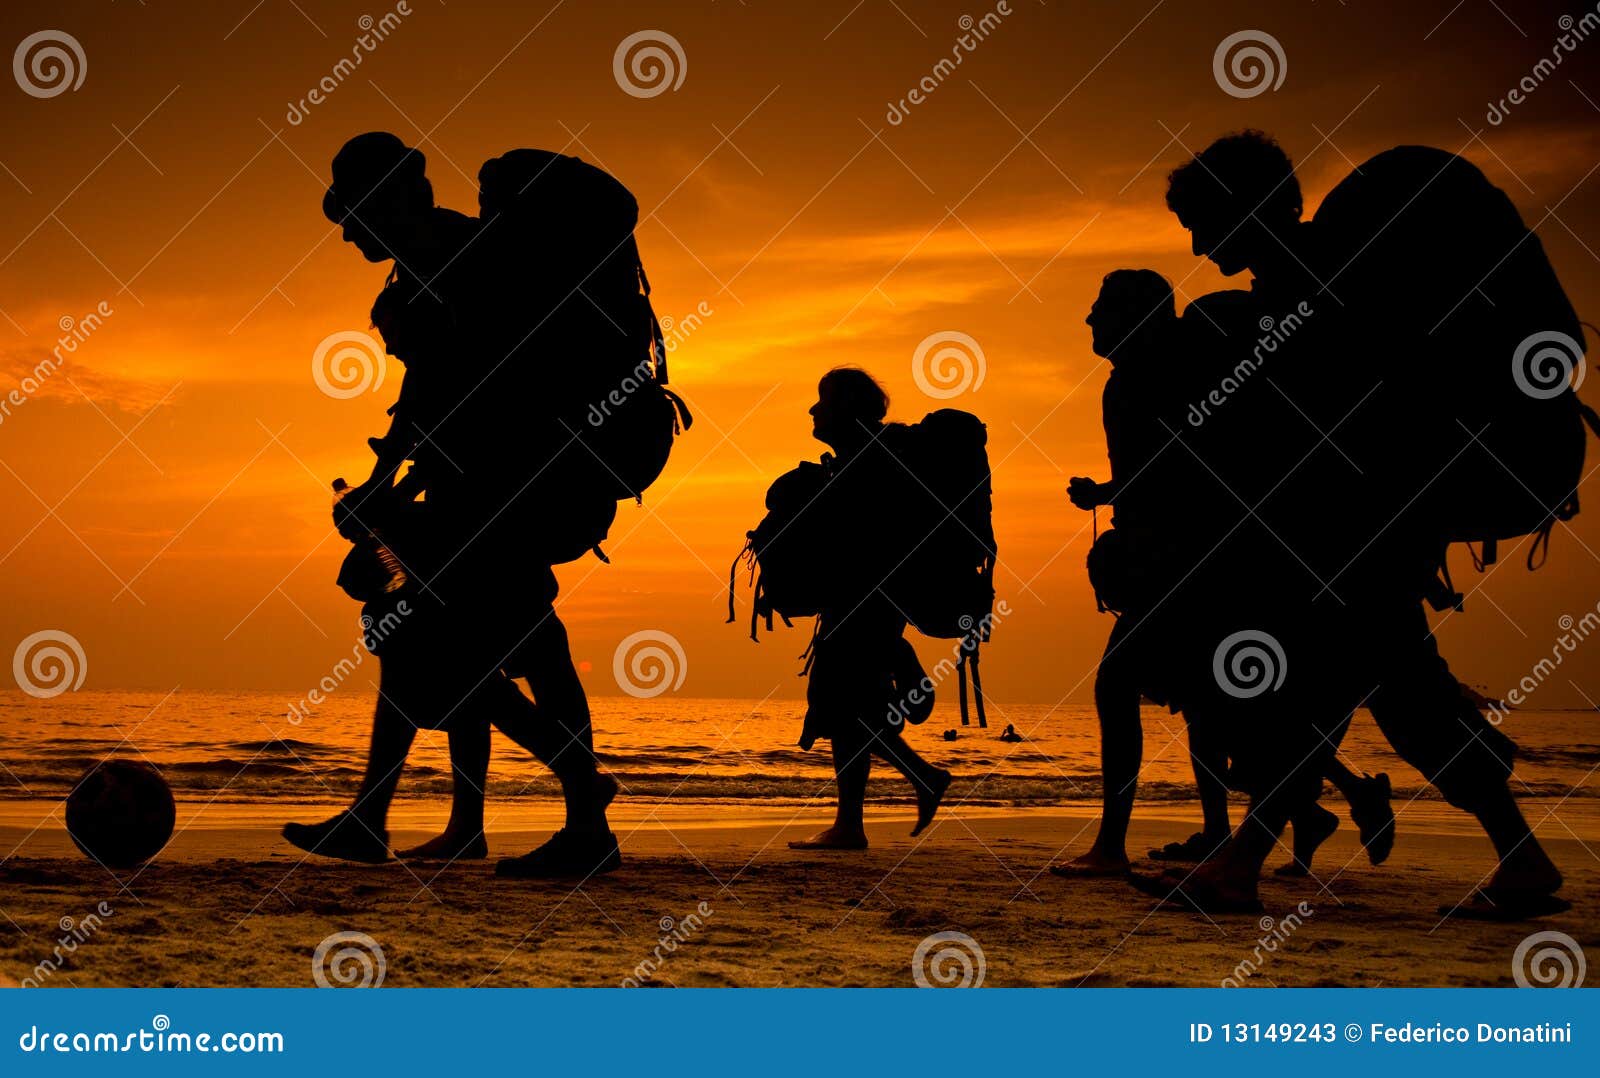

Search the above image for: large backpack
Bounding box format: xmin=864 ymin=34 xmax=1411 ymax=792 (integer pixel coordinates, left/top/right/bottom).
xmin=728 ymin=410 xmax=998 ymax=725
xmin=1312 ymin=145 xmax=1593 ymax=571
xmin=476 ymin=149 xmax=692 ymax=561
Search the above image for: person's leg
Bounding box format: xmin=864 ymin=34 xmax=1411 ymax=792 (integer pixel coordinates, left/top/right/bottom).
xmin=283 ymin=659 xmax=417 ymax=862
xmin=1364 ymin=602 xmax=1560 ymax=898
xmin=868 ymin=727 xmax=951 ymax=836
xmin=1188 ymin=718 xmax=1232 ymax=841
xmin=495 ymin=609 xmax=622 ymax=878
xmin=789 ymin=722 xmax=872 ymax=849
xmin=495 ymin=617 xmax=614 ymax=836
xmin=396 ymin=717 xmax=491 ymax=860
xmin=1056 ymin=617 xmax=1143 ymax=874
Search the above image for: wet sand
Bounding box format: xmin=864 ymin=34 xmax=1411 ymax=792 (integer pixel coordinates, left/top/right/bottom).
xmin=0 ymin=799 xmax=1593 ymax=987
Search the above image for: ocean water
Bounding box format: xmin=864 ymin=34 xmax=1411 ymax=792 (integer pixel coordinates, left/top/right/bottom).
xmin=0 ymin=690 xmax=1595 ymax=809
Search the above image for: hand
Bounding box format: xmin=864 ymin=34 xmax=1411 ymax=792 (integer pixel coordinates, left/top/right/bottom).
xmin=1067 ymin=477 xmax=1103 ymax=511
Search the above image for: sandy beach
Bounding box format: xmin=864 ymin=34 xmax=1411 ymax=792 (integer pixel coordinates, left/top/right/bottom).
xmin=1 ymin=799 xmax=1593 ymax=988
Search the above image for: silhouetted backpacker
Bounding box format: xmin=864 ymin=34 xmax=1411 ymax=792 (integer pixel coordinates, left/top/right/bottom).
xmin=1313 ymin=145 xmax=1593 ymax=585
xmin=474 ymin=149 xmax=692 ymax=563
xmin=731 ymin=408 xmax=997 ymax=726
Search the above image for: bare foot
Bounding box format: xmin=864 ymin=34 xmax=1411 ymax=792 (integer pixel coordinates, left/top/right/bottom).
xmin=1049 ymin=849 xmax=1131 ymax=878
xmin=911 ymin=768 xmax=952 ymax=837
xmin=1487 ymin=845 xmax=1563 ymax=898
xmin=1128 ymin=860 xmax=1262 ymax=913
xmin=396 ymin=828 xmax=488 ymax=861
xmin=788 ymin=826 xmax=868 ymax=851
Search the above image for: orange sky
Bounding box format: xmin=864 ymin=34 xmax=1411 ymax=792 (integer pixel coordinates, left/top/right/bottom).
xmin=2 ymin=0 xmax=1599 ymax=708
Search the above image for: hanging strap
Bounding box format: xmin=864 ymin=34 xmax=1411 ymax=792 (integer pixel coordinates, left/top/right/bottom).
xmin=968 ymin=646 xmax=988 ymax=729
xmin=956 ymin=652 xmax=971 ymax=727
xmin=799 ymin=619 xmax=822 ymax=676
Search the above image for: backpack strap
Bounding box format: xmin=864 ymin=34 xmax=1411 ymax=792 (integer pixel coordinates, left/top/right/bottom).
xmin=956 ymin=651 xmax=970 ymax=726
xmin=630 ymin=236 xmax=670 ymax=385
xmin=967 ymin=646 xmax=988 ymax=729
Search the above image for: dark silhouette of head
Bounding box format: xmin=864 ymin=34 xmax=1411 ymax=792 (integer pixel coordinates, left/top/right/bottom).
xmin=810 ymin=367 xmax=888 ymax=453
xmin=323 ymin=132 xmax=434 ymax=263
xmin=1166 ymin=130 xmax=1301 ymax=277
xmin=1087 ymin=270 xmax=1175 ymax=363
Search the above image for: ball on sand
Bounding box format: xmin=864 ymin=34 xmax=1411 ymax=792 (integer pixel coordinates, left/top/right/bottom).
xmin=65 ymin=760 xmax=175 ymax=868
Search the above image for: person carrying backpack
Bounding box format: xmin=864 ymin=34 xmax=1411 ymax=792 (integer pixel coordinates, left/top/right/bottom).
xmin=285 ymin=134 xmax=686 ymax=878
xmin=1140 ymin=130 xmax=1571 ymax=916
xmin=779 ymin=368 xmax=953 ymax=851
